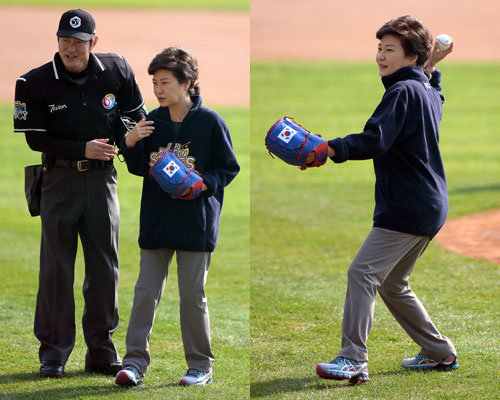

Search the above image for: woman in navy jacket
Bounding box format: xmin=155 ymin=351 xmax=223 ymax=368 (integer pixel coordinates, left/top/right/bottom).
xmin=114 ymin=47 xmax=239 ymax=388
xmin=313 ymin=16 xmax=459 ymax=383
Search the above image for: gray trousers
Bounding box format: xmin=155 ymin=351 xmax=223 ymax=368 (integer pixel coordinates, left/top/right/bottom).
xmin=337 ymin=227 xmax=456 ymax=362
xmin=35 ymin=165 xmax=120 ymax=365
xmin=123 ymin=249 xmax=214 ymax=375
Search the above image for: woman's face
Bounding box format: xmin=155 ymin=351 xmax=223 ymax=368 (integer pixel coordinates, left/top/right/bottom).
xmin=376 ymin=34 xmax=417 ymax=77
xmin=152 ymin=69 xmax=190 ymax=107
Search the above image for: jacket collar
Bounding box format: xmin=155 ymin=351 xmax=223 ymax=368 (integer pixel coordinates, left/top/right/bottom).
xmin=158 ymin=95 xmax=203 ymax=123
xmin=187 ymin=95 xmax=202 ymax=116
xmin=52 ymin=52 xmax=106 ymax=80
xmin=381 ymin=66 xmax=428 ymax=89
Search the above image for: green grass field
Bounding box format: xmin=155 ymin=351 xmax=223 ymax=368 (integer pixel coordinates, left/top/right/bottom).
xmin=0 ymin=0 xmax=248 ymax=10
xmin=250 ymin=62 xmax=500 ymax=399
xmin=0 ymin=104 xmax=249 ymax=399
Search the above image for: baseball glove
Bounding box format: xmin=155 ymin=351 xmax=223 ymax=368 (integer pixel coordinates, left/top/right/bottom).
xmin=265 ymin=117 xmax=328 ymax=169
xmin=149 ymin=151 xmax=203 ymax=200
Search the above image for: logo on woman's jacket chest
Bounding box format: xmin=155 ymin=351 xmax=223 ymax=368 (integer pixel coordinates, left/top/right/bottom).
xmin=149 ymin=142 xmax=196 ymax=169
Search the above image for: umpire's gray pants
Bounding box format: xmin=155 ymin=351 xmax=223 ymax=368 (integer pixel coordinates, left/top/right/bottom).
xmin=35 ymin=165 xmax=120 ymax=365
xmin=123 ymin=249 xmax=214 ymax=375
xmin=337 ymin=227 xmax=456 ymax=362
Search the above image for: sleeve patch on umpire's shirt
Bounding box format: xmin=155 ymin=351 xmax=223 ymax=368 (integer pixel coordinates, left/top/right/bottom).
xmin=14 ymin=101 xmax=28 ymax=120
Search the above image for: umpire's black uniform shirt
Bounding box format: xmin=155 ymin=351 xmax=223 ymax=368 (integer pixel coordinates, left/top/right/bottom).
xmin=14 ymin=52 xmax=144 ymax=156
xmin=13 ymin=52 xmax=144 ymax=365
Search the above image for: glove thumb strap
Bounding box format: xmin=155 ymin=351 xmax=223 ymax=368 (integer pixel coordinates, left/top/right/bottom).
xmin=178 ymin=179 xmax=204 ymax=200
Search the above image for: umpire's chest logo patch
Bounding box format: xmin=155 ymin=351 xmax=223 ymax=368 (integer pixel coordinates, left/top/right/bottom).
xmin=163 ymin=161 xmax=180 ymax=177
xmin=102 ymin=94 xmax=116 ymax=110
xmin=278 ymin=126 xmax=297 ymax=143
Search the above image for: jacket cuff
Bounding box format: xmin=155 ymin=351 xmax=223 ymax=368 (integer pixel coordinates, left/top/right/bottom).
xmin=119 ymin=136 xmax=135 ymax=155
xmin=328 ymin=138 xmax=348 ymax=163
xmin=202 ymin=174 xmax=217 ymax=197
xmin=429 ymin=68 xmax=442 ymax=88
xmin=118 ymin=136 xmax=127 ymax=152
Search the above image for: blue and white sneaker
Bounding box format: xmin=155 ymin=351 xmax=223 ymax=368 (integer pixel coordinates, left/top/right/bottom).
xmin=179 ymin=368 xmax=213 ymax=386
xmin=115 ymin=366 xmax=143 ymax=387
xmin=316 ymin=357 xmax=369 ymax=383
xmin=402 ymin=352 xmax=460 ymax=371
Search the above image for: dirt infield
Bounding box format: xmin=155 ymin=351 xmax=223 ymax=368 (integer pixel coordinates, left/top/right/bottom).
xmin=251 ymin=0 xmax=500 ymax=61
xmin=436 ymin=210 xmax=500 ymax=265
xmin=0 ymin=7 xmax=248 ymax=106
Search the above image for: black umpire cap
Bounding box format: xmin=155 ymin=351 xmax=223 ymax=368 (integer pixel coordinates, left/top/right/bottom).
xmin=57 ymin=9 xmax=95 ymax=41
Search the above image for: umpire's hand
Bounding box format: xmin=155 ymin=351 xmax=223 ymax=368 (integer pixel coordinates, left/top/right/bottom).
xmin=85 ymin=138 xmax=117 ymax=161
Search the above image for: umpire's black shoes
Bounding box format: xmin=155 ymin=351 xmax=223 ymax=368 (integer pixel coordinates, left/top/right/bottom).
xmin=40 ymin=361 xmax=64 ymax=378
xmin=85 ymin=360 xmax=123 ymax=376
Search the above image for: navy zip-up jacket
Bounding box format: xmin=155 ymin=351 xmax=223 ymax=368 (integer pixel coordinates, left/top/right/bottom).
xmin=328 ymin=66 xmax=448 ymax=238
xmin=120 ymin=96 xmax=240 ymax=251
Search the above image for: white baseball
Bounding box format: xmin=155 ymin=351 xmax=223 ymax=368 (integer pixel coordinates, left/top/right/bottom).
xmin=436 ymin=34 xmax=452 ymax=51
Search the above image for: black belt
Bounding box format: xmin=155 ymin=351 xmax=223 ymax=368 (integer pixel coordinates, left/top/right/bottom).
xmin=53 ymin=158 xmax=113 ymax=172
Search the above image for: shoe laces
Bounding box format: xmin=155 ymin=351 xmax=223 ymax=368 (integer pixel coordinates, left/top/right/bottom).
xmin=186 ymin=368 xmax=204 ymax=377
xmin=330 ymin=357 xmax=359 ymax=366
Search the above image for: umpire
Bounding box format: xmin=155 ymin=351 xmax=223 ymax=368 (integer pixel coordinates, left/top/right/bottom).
xmin=13 ymin=9 xmax=145 ymax=378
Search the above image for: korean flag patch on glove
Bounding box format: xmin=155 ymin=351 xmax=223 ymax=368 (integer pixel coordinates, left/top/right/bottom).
xmin=150 ymin=151 xmax=203 ymax=200
xmin=265 ymin=117 xmax=328 ymax=169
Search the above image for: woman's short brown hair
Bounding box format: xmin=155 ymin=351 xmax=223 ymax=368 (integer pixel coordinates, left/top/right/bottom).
xmin=376 ymin=16 xmax=432 ymax=66
xmin=148 ymin=47 xmax=200 ymax=96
